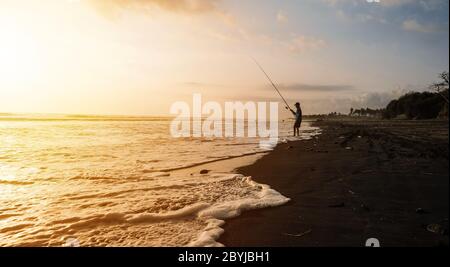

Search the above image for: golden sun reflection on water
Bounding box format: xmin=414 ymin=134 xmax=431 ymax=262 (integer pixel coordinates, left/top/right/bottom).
xmin=0 ymin=119 xmax=320 ymax=246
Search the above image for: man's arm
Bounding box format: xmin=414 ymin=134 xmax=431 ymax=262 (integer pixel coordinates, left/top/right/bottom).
xmin=289 ymin=108 xmax=296 ymax=116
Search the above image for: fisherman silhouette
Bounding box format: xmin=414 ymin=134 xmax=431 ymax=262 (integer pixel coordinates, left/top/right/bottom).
xmin=289 ymin=102 xmax=302 ymax=137
xmin=251 ymin=58 xmax=302 ymax=136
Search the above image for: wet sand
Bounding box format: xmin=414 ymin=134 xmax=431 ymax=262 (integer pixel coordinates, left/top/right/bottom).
xmin=218 ymin=119 xmax=449 ymax=247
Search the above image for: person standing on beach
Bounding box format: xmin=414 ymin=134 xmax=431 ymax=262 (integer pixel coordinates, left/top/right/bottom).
xmin=289 ymin=102 xmax=302 ymax=137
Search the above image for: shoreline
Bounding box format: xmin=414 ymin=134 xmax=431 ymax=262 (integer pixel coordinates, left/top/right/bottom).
xmin=218 ymin=119 xmax=449 ymax=247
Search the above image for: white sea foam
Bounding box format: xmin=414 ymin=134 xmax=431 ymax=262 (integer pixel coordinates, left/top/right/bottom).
xmin=190 ymin=177 xmax=290 ymax=247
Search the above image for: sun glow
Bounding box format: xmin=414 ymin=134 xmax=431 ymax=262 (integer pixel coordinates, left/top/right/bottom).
xmin=0 ymin=16 xmax=43 ymax=86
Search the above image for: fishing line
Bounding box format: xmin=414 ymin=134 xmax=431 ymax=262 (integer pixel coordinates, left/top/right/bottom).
xmin=251 ymin=56 xmax=292 ymax=110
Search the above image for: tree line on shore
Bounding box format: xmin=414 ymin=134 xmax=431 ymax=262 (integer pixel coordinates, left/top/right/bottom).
xmin=348 ymin=71 xmax=449 ymax=120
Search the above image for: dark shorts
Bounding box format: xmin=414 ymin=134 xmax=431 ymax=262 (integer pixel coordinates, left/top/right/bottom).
xmin=294 ymin=120 xmax=302 ymax=128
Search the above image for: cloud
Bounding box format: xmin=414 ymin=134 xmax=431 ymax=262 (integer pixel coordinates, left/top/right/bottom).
xmin=352 ymin=89 xmax=406 ymax=108
xmin=283 ymin=35 xmax=327 ymax=54
xmin=402 ymin=19 xmax=442 ymax=33
xmin=294 ymin=89 xmax=407 ymax=114
xmin=377 ymin=0 xmax=444 ymax=10
xmin=322 ymin=0 xmax=414 ymax=7
xmin=181 ymin=82 xmax=225 ymax=88
xmin=88 ymin=0 xmax=221 ymax=16
xmin=378 ymin=0 xmax=414 ymax=7
xmin=88 ymin=0 xmax=245 ymax=42
xmin=322 ymin=0 xmax=447 ymax=11
xmin=277 ymin=10 xmax=288 ymax=23
xmin=262 ymin=83 xmax=354 ymax=94
xmin=88 ymin=1 xmax=326 ymax=56
xmin=418 ymin=0 xmax=446 ymax=11
xmin=278 ymin=83 xmax=355 ymax=92
xmin=320 ymin=0 xmax=348 ymax=7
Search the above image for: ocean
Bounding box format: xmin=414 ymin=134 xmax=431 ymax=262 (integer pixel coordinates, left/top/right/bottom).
xmin=0 ymin=115 xmax=320 ymax=247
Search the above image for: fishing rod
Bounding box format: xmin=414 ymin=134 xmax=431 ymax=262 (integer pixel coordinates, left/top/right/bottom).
xmin=251 ymin=57 xmax=292 ymax=111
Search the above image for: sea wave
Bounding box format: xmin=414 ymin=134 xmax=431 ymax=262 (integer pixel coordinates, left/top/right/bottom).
xmin=0 ymin=119 xmax=319 ymax=247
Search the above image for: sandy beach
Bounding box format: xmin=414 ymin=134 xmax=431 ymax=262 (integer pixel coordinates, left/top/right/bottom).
xmin=219 ymin=119 xmax=449 ymax=247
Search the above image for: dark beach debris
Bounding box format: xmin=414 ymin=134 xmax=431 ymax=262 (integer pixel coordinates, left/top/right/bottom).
xmin=283 ymin=229 xmax=312 ymax=238
xmin=426 ymin=224 xmax=446 ymax=235
xmin=416 ymin=208 xmax=430 ymax=214
xmin=287 ymin=146 xmax=294 ymax=150
xmin=328 ymin=202 xmax=345 ymax=208
xmin=361 ymin=204 xmax=371 ymax=212
xmin=200 ymin=169 xmax=211 ymax=175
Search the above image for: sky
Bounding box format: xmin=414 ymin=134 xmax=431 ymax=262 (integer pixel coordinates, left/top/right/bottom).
xmin=0 ymin=0 xmax=448 ymax=116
